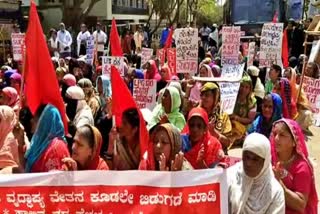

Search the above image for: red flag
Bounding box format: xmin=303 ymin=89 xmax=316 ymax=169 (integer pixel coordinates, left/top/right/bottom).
xmin=272 ymin=12 xmax=278 ymax=23
xmin=111 ymin=66 xmax=154 ymax=170
xmin=25 ymin=1 xmax=68 ymax=133
xmin=110 ymin=18 xmax=123 ymax=56
xmin=282 ymin=28 xmax=289 ymax=68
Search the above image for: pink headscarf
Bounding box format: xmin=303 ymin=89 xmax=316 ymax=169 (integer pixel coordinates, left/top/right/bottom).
xmin=145 ymin=60 xmax=161 ymax=81
xmin=63 ymin=74 xmax=77 ymax=86
xmin=270 ymin=118 xmax=318 ymax=212
xmin=0 ymin=106 xmax=19 ymax=168
xmin=2 ymin=87 xmax=19 ymax=107
xmin=189 ymin=64 xmax=213 ymax=102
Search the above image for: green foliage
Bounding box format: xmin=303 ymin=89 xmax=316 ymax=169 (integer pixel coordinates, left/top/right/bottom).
xmin=196 ymin=0 xmax=223 ymax=25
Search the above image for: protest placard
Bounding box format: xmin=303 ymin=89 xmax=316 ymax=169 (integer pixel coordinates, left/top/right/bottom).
xmin=221 ymin=27 xmax=241 ymax=65
xmin=308 ymin=40 xmax=320 ymax=64
xmin=11 ymin=33 xmax=25 ymax=61
xmin=102 ymin=56 xmax=124 ymax=77
xmin=133 ymin=79 xmax=157 ymax=110
xmin=86 ymin=35 xmax=95 ymax=65
xmin=220 ymin=64 xmax=245 ymax=80
xmin=247 ymin=42 xmax=256 ymax=67
xmin=0 ymin=169 xmax=228 ymax=213
xmin=259 ymin=23 xmax=283 ymax=68
xmin=302 ymin=76 xmax=320 ymax=126
xmin=167 ymin=48 xmax=176 ymax=74
xmin=175 ymin=28 xmax=198 ymax=74
xmin=141 ymin=48 xmax=153 ymax=66
xmin=157 ymin=49 xmax=165 ymax=66
xmin=218 ymin=82 xmax=241 ymax=115
xmin=241 ymin=42 xmax=249 ymax=57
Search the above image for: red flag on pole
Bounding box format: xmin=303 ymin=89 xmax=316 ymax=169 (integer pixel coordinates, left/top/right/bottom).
xmin=164 ymin=27 xmax=173 ymax=49
xmin=111 ymin=66 xmax=154 ymax=170
xmin=25 ymin=1 xmax=68 ymax=133
xmin=282 ymin=28 xmax=289 ymax=68
xmin=110 ymin=18 xmax=123 ymax=56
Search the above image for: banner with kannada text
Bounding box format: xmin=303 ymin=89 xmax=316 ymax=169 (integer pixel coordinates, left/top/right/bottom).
xmin=0 ymin=169 xmax=228 ymax=213
xmin=141 ymin=48 xmax=154 ymax=66
xmin=221 ymin=27 xmax=241 ymax=66
xmin=102 ymin=56 xmax=125 ymax=77
xmin=11 ymin=33 xmax=25 ymax=62
xmin=133 ymin=79 xmax=157 ymax=110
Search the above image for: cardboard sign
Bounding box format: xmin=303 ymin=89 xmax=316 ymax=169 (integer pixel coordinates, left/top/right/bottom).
xmin=11 ymin=33 xmax=25 ymax=61
xmin=167 ymin=48 xmax=176 ymax=74
xmin=157 ymin=49 xmax=165 ymax=66
xmin=221 ymin=27 xmax=241 ymax=65
xmin=133 ymin=79 xmax=157 ymax=110
xmin=302 ymin=76 xmax=320 ymax=126
xmin=141 ymin=48 xmax=153 ymax=66
xmin=175 ymin=28 xmax=198 ymax=74
xmin=247 ymin=42 xmax=256 ymax=67
xmin=218 ymin=82 xmax=241 ymax=115
xmin=86 ymin=35 xmax=95 ymax=65
xmin=259 ymin=23 xmax=283 ymax=68
xmin=0 ymin=169 xmax=228 ymax=213
xmin=220 ymin=64 xmax=245 ymax=80
xmin=102 ymin=56 xmax=124 ymax=77
xmin=308 ymin=40 xmax=320 ymax=65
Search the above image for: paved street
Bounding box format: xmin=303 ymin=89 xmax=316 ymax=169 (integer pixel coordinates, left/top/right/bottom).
xmin=229 ymin=126 xmax=320 ymax=209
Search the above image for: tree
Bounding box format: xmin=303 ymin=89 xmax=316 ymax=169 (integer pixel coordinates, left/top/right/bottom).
xmin=61 ymin=0 xmax=102 ymax=31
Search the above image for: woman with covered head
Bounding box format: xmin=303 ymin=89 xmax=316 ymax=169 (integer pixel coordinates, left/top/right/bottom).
xmin=62 ymin=125 xmax=108 ymax=170
xmin=229 ymin=133 xmax=285 ymax=214
xmin=148 ymin=86 xmax=186 ymax=132
xmin=247 ymin=65 xmax=265 ymax=112
xmin=10 ymin=73 xmax=21 ymax=94
xmin=152 ymin=123 xmax=193 ymax=171
xmin=284 ymin=67 xmax=313 ymax=131
xmin=229 ymin=75 xmax=257 ymax=147
xmin=273 ymin=78 xmax=298 ymax=120
xmin=65 ymin=86 xmax=94 ymax=129
xmin=144 ymin=60 xmax=161 ymax=81
xmin=0 ymin=87 xmax=20 ymax=116
xmin=247 ymin=93 xmax=283 ymax=138
xmin=0 ymin=106 xmax=21 ymax=172
xmin=199 ymin=82 xmax=232 ymax=151
xmin=271 ymin=119 xmax=318 ymax=214
xmin=181 ymin=107 xmax=224 ymax=169
xmin=24 ymin=104 xmax=70 ymax=172
xmin=77 ymin=78 xmax=100 ymax=119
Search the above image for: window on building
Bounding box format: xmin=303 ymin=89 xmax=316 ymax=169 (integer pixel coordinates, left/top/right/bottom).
xmin=137 ymin=0 xmax=142 ymax=8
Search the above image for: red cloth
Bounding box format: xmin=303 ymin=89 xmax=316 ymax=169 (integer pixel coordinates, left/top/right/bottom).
xmin=182 ymin=107 xmax=223 ymax=169
xmin=164 ymin=27 xmax=173 ymax=49
xmin=111 ymin=66 xmax=154 ymax=170
xmin=282 ymin=28 xmax=289 ymax=68
xmin=31 ymin=138 xmax=69 ymax=172
xmin=25 ymin=2 xmax=68 ymax=134
xmin=110 ymin=18 xmax=123 ymax=56
xmin=272 ymin=11 xmax=278 ymax=23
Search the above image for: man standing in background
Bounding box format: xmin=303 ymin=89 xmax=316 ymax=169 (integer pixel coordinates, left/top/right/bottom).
xmin=76 ymin=23 xmax=91 ymax=57
xmin=57 ymin=23 xmax=72 ymax=58
xmin=93 ymin=22 xmax=107 ymax=57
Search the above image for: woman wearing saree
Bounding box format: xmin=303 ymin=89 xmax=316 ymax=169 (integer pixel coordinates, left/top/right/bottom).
xmin=247 ymin=93 xmax=283 ymax=138
xmin=274 ymin=78 xmax=298 ymax=120
xmin=199 ymin=82 xmax=232 ymax=151
xmin=284 ymin=67 xmax=313 ymax=131
xmin=24 ymin=105 xmax=70 ymax=172
xmin=271 ymin=119 xmax=318 ymax=214
xmin=148 ymin=86 xmax=186 ymax=132
xmin=77 ymin=78 xmax=100 ymax=120
xmin=106 ymin=108 xmax=144 ymax=170
xmin=181 ymin=107 xmax=224 ymax=169
xmin=0 ymin=106 xmax=20 ymax=171
xmin=62 ymin=125 xmax=109 ymax=170
xmin=152 ymin=123 xmax=193 ymax=171
xmin=229 ymin=75 xmax=257 ymax=147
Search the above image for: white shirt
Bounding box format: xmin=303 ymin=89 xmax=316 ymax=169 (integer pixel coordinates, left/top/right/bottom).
xmin=49 ymin=37 xmax=59 ymax=58
xmin=92 ymin=30 xmax=107 ymax=52
xmin=57 ymin=30 xmax=73 ymax=53
xmin=76 ymin=30 xmax=91 ymax=56
xmin=134 ymin=31 xmax=144 ymax=51
xmin=209 ymin=29 xmax=219 ymax=47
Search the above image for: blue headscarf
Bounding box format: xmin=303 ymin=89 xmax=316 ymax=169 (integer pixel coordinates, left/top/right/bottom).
xmin=3 ymin=69 xmax=17 ymax=87
xmin=247 ymin=93 xmax=282 ymax=138
xmin=128 ymin=69 xmax=144 ymax=93
xmin=25 ymin=105 xmax=66 ymax=172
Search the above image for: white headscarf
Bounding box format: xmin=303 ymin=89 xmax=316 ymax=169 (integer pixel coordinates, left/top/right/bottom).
xmin=229 ymin=133 xmax=285 ymax=214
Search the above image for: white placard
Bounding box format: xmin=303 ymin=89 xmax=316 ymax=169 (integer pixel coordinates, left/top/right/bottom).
xmin=86 ymin=35 xmax=95 ymax=65
xmin=141 ymin=48 xmax=153 ymax=66
xmin=102 ymin=56 xmax=124 ymax=77
xmin=221 ymin=27 xmax=241 ymax=65
xmin=221 ymin=64 xmax=245 ymax=80
xmin=133 ymin=79 xmax=157 ymax=110
xmin=175 ymin=28 xmax=198 ymax=74
xmin=11 ymin=33 xmax=25 ymax=61
xmin=218 ymin=82 xmax=241 ymax=115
